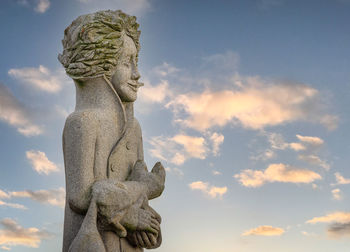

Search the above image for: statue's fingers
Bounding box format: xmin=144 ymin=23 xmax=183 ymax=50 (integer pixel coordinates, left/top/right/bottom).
xmin=141 ymin=231 xmax=152 ymax=248
xmin=136 ymin=232 xmax=145 ymax=248
xmin=147 ymin=233 xmax=157 ymax=246
xmin=150 ymin=219 xmax=160 ymax=230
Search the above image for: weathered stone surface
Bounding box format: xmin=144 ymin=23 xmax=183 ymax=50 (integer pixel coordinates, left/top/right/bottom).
xmin=59 ymin=10 xmax=165 ymax=252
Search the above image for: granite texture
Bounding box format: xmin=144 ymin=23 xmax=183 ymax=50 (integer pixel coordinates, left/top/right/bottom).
xmin=59 ymin=10 xmax=165 ymax=252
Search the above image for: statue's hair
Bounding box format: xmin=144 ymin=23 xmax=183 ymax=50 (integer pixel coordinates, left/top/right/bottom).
xmin=58 ymin=10 xmax=140 ymax=80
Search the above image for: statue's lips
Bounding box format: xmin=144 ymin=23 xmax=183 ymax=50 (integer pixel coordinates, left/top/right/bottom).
xmin=128 ymin=81 xmax=144 ymax=92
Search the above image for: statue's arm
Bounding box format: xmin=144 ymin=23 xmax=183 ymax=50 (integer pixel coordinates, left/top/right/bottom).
xmin=63 ymin=112 xmax=97 ymax=214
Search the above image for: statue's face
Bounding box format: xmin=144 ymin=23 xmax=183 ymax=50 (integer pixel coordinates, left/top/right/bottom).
xmin=111 ymin=35 xmax=141 ymax=102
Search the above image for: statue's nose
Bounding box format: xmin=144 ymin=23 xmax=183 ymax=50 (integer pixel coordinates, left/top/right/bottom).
xmin=132 ymin=68 xmax=141 ymax=81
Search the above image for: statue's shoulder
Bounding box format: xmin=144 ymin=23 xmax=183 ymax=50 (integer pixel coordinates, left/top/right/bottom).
xmin=63 ymin=109 xmax=100 ymax=134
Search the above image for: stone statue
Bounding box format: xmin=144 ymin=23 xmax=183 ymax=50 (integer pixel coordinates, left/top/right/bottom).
xmin=58 ymin=10 xmax=165 ymax=252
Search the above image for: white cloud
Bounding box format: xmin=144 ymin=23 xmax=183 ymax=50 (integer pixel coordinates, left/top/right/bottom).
xmin=0 ymin=200 xmax=27 ymax=210
xmin=298 ymin=154 xmax=330 ymax=170
xmin=234 ymin=163 xmax=322 ymax=187
xmin=0 ymin=191 xmax=10 ymax=200
xmin=9 ymin=188 xmax=65 ymax=208
xmin=201 ymin=50 xmax=239 ymax=72
xmin=26 ymin=150 xmax=59 ymax=175
xmin=149 ymin=134 xmax=209 ymax=165
xmin=242 ymin=225 xmax=285 ymax=236
xmin=296 ymin=135 xmax=324 ymax=146
xmin=189 ymin=181 xmax=227 ymax=199
xmin=306 ymin=212 xmax=350 ymax=238
xmin=0 ymin=84 xmax=43 ymax=136
xmin=138 ymin=80 xmax=171 ymax=104
xmin=152 ymin=62 xmax=180 ymax=77
xmin=164 ymin=167 xmax=184 ymax=178
xmin=331 ymin=188 xmax=343 ymax=201
xmin=166 ymin=81 xmax=331 ymax=132
xmin=209 ymin=132 xmax=224 ymax=156
xmin=212 ymin=170 xmax=222 ymax=176
xmin=34 ymin=0 xmax=50 ymax=13
xmin=8 ymin=65 xmax=65 ymax=93
xmin=334 ymin=172 xmax=350 ymax=185
xmin=0 ymin=218 xmax=52 ymax=249
xmin=306 ymin=212 xmax=350 ymax=224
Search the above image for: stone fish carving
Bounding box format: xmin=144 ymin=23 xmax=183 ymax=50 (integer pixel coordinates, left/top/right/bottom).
xmin=58 ymin=10 xmax=165 ymax=252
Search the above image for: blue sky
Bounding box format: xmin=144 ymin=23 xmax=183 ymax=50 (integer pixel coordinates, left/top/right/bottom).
xmin=0 ymin=0 xmax=350 ymax=251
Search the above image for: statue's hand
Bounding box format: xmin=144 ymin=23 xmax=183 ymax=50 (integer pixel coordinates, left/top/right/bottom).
xmin=131 ymin=231 xmax=158 ymax=249
xmin=128 ymin=160 xmax=165 ymax=200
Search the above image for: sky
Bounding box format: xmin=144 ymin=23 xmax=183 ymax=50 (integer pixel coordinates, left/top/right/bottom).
xmin=0 ymin=0 xmax=349 ymax=251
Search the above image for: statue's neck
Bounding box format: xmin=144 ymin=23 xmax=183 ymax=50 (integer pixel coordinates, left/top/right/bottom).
xmin=74 ymin=77 xmax=134 ymax=124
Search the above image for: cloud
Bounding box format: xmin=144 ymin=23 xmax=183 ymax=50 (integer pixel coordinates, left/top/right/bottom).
xmin=164 ymin=167 xmax=184 ymax=178
xmin=34 ymin=0 xmax=50 ymax=13
xmin=0 ymin=218 xmax=52 ymax=249
xmin=0 ymin=201 xmax=27 ymax=210
xmin=306 ymin=212 xmax=350 ymax=224
xmin=138 ymin=80 xmax=171 ymax=104
xmin=166 ymin=81 xmax=332 ymax=132
xmin=296 ymin=135 xmax=324 ymax=146
xmin=298 ymin=154 xmax=330 ymax=170
xmin=149 ymin=133 xmax=213 ymax=165
xmin=0 ymin=191 xmax=10 ymax=200
xmin=234 ymin=163 xmax=322 ymax=187
xmin=212 ymin=170 xmax=222 ymax=176
xmin=8 ymin=65 xmax=65 ymax=93
xmin=152 ymin=62 xmax=180 ymax=77
xmin=26 ymin=150 xmax=59 ymax=175
xmin=209 ymin=132 xmax=224 ymax=156
xmin=189 ymin=181 xmax=227 ymax=198
xmin=0 ymin=84 xmax=43 ymax=136
xmin=328 ymin=222 xmax=350 ymax=238
xmin=331 ymin=188 xmax=342 ymax=201
xmin=10 ymin=188 xmax=65 ymax=208
xmin=242 ymin=225 xmax=285 ymax=236
xmin=201 ymin=50 xmax=239 ymax=72
xmin=306 ymin=212 xmax=350 ymax=239
xmin=334 ymin=172 xmax=350 ymax=185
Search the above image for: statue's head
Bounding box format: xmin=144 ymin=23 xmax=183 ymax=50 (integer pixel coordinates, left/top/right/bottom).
xmin=58 ymin=10 xmax=142 ymax=102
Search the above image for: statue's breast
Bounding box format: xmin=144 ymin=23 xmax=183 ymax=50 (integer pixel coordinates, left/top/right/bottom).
xmin=107 ymin=120 xmax=139 ymax=181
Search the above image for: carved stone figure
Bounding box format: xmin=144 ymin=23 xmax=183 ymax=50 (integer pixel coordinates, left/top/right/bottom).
xmin=58 ymin=10 xmax=165 ymax=252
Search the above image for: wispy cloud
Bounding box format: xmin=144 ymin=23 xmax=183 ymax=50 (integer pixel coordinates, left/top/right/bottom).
xmin=331 ymin=188 xmax=342 ymax=201
xmin=138 ymin=80 xmax=171 ymax=104
xmin=0 ymin=218 xmax=52 ymax=249
xmin=152 ymin=62 xmax=180 ymax=77
xmin=26 ymin=150 xmax=59 ymax=175
xmin=0 ymin=84 xmax=43 ymax=136
xmin=306 ymin=212 xmax=350 ymax=238
xmin=333 ymin=172 xmax=350 ymax=185
xmin=328 ymin=222 xmax=350 ymax=238
xmin=149 ymin=132 xmax=223 ymax=165
xmin=242 ymin=225 xmax=285 ymax=236
xmin=34 ymin=0 xmax=50 ymax=13
xmin=8 ymin=65 xmax=66 ymax=93
xmin=0 ymin=200 xmax=27 ymax=210
xmin=306 ymin=212 xmax=350 ymax=224
xmin=234 ymin=163 xmax=321 ymax=187
xmin=298 ymin=154 xmax=330 ymax=170
xmin=189 ymin=181 xmax=227 ymax=198
xmin=9 ymin=188 xmax=65 ymax=208
xmin=166 ymin=82 xmax=333 ymax=132
xmin=164 ymin=167 xmax=184 ymax=178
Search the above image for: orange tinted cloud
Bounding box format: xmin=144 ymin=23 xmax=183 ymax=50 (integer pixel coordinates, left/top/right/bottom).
xmin=234 ymin=163 xmax=321 ymax=187
xmin=189 ymin=181 xmax=227 ymax=198
xmin=0 ymin=218 xmax=51 ymax=249
xmin=242 ymin=225 xmax=285 ymax=236
xmin=167 ymin=83 xmax=335 ymax=131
